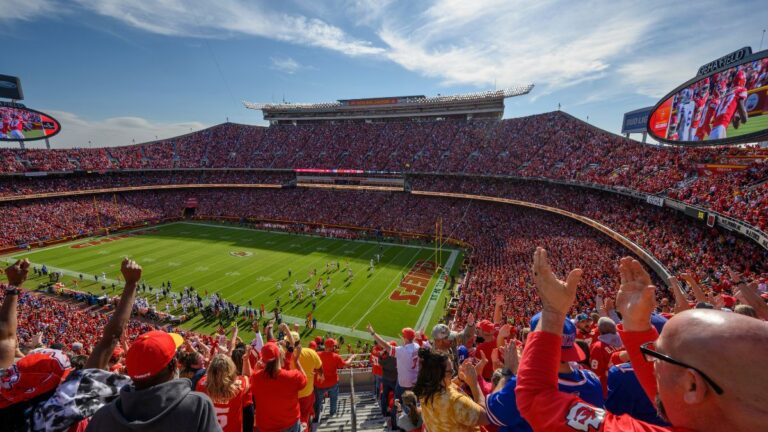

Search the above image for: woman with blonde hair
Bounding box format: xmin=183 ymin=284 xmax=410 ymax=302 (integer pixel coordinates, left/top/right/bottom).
xmin=196 ymin=353 xmax=251 ymax=432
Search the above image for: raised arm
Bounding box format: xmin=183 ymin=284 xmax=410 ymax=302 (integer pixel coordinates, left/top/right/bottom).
xmin=669 ymin=276 xmax=692 ymax=314
xmin=680 ymin=273 xmax=707 ymax=304
xmin=734 ymin=282 xmax=768 ymax=321
xmin=0 ymin=259 xmax=29 ymax=368
xmin=366 ymin=323 xmax=393 ymax=350
xmin=493 ymin=293 xmax=505 ymax=325
xmin=615 ymin=257 xmax=660 ymax=403
xmin=516 ymin=248 xmax=602 ymax=432
xmin=86 ymin=258 xmax=142 ymax=369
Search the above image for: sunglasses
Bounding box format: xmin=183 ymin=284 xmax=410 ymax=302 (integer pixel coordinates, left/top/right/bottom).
xmin=640 ymin=342 xmax=723 ymax=395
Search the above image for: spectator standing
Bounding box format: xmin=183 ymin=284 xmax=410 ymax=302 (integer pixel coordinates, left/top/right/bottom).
xmin=313 ymin=338 xmax=356 ymax=422
xmin=251 ymin=342 xmax=307 ymax=432
xmin=195 ymin=354 xmax=251 ymax=432
xmin=368 ymin=324 xmax=420 ymax=429
xmin=86 ymin=330 xmax=220 ymax=432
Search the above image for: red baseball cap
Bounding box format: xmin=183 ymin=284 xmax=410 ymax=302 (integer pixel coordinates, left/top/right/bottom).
xmin=388 ymin=340 xmax=397 ymax=347
xmin=0 ymin=349 xmax=71 ymax=407
xmin=261 ymin=342 xmax=280 ymax=362
xmin=309 ymin=341 xmax=318 ymax=350
xmin=325 ymin=338 xmax=337 ymax=349
xmin=401 ymin=327 xmax=416 ymax=341
xmin=477 ymin=319 xmax=495 ymax=334
xmin=126 ymin=331 xmax=183 ymax=380
xmin=314 ymin=336 xmax=323 ymax=345
xmin=721 ymin=295 xmax=736 ymax=308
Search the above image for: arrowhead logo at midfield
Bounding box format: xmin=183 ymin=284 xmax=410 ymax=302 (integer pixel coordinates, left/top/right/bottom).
xmin=230 ymin=251 xmax=253 ymax=257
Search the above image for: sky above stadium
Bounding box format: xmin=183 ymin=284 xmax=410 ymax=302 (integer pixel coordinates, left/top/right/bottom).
xmin=3 ymin=0 xmax=766 ymax=148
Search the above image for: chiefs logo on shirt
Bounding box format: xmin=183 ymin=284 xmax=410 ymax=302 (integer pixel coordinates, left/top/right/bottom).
xmin=565 ymin=402 xmax=605 ymax=431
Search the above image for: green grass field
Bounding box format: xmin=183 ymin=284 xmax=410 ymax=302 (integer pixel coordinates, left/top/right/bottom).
xmin=3 ymin=222 xmax=462 ymax=342
xmin=726 ymin=113 xmax=768 ymax=138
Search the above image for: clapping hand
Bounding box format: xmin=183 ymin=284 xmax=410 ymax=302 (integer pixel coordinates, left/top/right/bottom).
xmin=616 ymin=257 xmax=656 ymax=331
xmin=532 ymin=247 xmax=583 ymax=316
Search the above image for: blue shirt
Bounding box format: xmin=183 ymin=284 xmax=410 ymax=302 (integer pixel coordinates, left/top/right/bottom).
xmin=486 ymin=365 xmax=604 ymax=432
xmin=606 ymin=362 xmax=670 ymax=426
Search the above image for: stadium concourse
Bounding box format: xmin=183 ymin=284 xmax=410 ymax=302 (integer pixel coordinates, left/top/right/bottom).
xmin=1 ymin=113 xmax=768 ymax=432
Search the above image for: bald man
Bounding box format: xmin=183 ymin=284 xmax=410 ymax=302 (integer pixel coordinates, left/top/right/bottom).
xmin=515 ymin=248 xmax=768 ymax=432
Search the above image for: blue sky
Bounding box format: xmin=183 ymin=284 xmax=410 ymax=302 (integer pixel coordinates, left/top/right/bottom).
xmin=2 ymin=0 xmax=766 ymax=148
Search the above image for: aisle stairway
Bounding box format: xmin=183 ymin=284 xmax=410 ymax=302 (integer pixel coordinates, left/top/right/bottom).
xmin=315 ymin=391 xmax=386 ymax=432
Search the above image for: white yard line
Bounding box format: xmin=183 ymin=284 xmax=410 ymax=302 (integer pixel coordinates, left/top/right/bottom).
xmin=414 ymin=249 xmax=459 ymax=331
xmin=174 ymin=221 xmax=459 ymax=252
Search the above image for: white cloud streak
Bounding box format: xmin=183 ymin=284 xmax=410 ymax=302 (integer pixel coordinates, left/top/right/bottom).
xmin=0 ymin=0 xmax=56 ymax=21
xmin=16 ymin=111 xmax=208 ymax=148
xmin=74 ymin=0 xmax=385 ymax=56
xmin=270 ymin=57 xmax=302 ymax=74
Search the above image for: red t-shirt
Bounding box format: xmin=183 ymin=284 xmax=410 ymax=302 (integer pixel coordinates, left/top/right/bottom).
xmin=317 ymin=351 xmax=347 ymax=388
xmin=474 ymin=340 xmax=497 ymax=380
xmin=251 ymin=368 xmax=307 ymax=432
xmin=371 ymin=346 xmax=383 ymax=377
xmin=196 ymin=375 xmax=251 ymax=432
xmin=590 ymin=340 xmax=623 ymax=395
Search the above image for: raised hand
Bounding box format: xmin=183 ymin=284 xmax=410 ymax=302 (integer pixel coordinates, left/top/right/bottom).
xmin=5 ymin=259 xmax=30 ymax=287
xmin=734 ymin=282 xmax=768 ymax=320
xmin=475 ymin=350 xmax=488 ymax=377
xmin=502 ymin=340 xmax=519 ymax=373
xmin=120 ymin=258 xmax=142 ymax=285
xmin=532 ymin=247 xmax=583 ymax=316
xmin=615 ymin=257 xmax=656 ymax=331
xmin=495 ymin=292 xmax=506 ymax=306
xmin=460 ymin=359 xmax=478 ymax=385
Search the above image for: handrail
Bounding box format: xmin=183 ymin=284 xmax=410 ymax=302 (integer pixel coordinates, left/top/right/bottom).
xmin=349 ymin=367 xmax=358 ymax=432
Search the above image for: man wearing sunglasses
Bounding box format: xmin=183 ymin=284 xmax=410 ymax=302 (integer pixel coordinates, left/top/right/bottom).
xmin=516 ymin=247 xmax=768 ymax=432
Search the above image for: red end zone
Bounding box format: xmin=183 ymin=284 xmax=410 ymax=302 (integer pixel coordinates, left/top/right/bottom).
xmin=389 ymin=260 xmax=437 ymax=306
xmin=70 ymin=229 xmax=158 ymax=249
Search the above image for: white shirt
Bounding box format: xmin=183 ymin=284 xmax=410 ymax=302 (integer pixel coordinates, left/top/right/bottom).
xmin=391 ymin=342 xmax=420 ymax=388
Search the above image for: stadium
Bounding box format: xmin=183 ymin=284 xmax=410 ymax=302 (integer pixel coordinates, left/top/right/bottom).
xmin=2 ymin=4 xmax=768 ymax=432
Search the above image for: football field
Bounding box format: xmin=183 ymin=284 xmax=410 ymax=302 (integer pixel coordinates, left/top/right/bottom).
xmin=3 ymin=222 xmax=461 ymax=341
xmin=726 ymin=114 xmax=768 ymax=138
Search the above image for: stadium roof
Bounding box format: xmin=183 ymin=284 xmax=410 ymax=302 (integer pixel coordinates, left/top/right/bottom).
xmin=243 ymin=86 xmax=533 ymax=112
xmin=243 ymin=86 xmax=534 ymax=123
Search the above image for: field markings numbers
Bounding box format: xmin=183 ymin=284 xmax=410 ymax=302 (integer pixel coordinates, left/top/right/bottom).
xmin=197 ymin=233 xmax=335 ymax=301
xmin=174 ymin=221 xmax=459 ymax=253
xmin=223 ymin=235 xmax=372 ymax=307
xmin=223 ymin=236 xmax=365 ymax=303
xmin=351 ymin=247 xmax=425 ymax=329
xmin=327 ymin=245 xmax=414 ymax=324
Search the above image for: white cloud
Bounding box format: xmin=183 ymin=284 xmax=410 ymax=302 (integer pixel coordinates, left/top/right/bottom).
xmin=74 ymin=0 xmax=385 ymax=56
xmin=270 ymin=57 xmax=302 ymax=74
xmin=373 ymin=1 xmax=656 ymax=91
xmin=10 ymin=111 xmax=208 ymax=148
xmin=0 ymin=0 xmax=56 ymax=21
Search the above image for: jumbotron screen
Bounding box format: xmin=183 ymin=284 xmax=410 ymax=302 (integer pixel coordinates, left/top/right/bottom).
xmin=648 ymin=53 xmax=768 ymax=144
xmin=0 ymin=105 xmax=61 ymax=142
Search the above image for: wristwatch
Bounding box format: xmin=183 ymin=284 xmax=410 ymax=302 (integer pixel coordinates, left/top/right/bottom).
xmin=5 ymin=285 xmax=19 ymax=295
xmin=501 ymin=367 xmax=514 ymax=377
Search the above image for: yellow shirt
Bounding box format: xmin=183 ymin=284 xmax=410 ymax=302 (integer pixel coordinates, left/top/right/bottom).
xmin=419 ymin=383 xmax=485 ymax=432
xmin=293 ymin=348 xmax=322 ymax=398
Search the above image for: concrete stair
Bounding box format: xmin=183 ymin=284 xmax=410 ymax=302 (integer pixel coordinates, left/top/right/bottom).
xmin=315 ymin=391 xmax=387 ymax=432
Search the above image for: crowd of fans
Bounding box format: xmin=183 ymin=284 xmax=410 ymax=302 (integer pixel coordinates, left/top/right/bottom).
xmin=0 ymin=171 xmax=291 ymax=197
xmin=3 ymin=244 xmax=766 ymax=431
xmin=1 ymin=112 xmax=767 ymax=430
xmin=2 ymin=113 xmax=766 ymax=230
